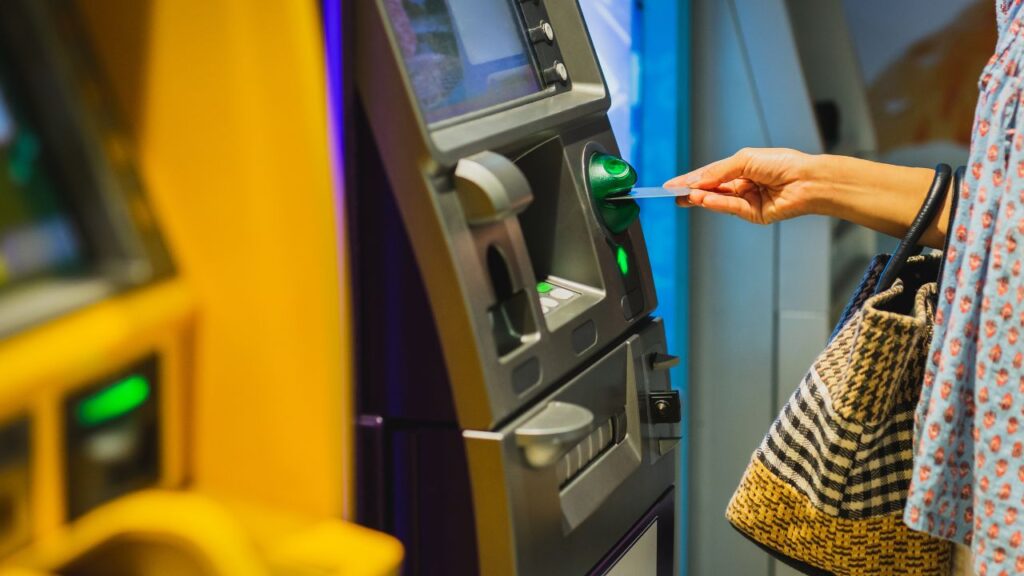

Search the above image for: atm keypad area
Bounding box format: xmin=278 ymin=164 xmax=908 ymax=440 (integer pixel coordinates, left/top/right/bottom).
xmin=535 ymin=280 xmax=581 ymax=316
xmin=353 ymin=0 xmax=682 ymax=574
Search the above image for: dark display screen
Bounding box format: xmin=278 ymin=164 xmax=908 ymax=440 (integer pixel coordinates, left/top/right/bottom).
xmin=0 ymin=50 xmax=86 ymax=292
xmin=382 ymin=0 xmax=542 ymax=124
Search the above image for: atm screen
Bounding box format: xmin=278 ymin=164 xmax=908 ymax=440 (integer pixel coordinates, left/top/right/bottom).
xmin=0 ymin=56 xmax=87 ymax=291
xmin=383 ymin=0 xmax=542 ymax=124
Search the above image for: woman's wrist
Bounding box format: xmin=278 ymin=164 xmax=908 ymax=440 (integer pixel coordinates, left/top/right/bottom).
xmin=801 ymin=154 xmax=939 ymax=242
xmin=797 ymin=153 xmax=846 ymax=218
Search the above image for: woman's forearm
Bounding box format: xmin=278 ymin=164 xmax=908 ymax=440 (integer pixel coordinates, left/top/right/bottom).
xmin=809 ymin=155 xmax=949 ymax=249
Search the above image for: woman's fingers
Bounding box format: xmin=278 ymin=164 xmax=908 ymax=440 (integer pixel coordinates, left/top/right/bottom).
xmin=700 ymin=192 xmax=759 ymax=222
xmin=714 ymin=178 xmax=759 ymax=196
xmin=675 ymin=180 xmax=755 ymax=209
xmin=678 ymin=188 xmax=709 ymax=207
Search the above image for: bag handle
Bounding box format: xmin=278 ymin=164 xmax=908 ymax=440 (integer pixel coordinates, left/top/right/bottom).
xmin=873 ymin=164 xmax=953 ymax=295
xmin=935 ymin=165 xmax=964 ymax=295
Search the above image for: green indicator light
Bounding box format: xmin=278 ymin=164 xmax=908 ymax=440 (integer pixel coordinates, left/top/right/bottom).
xmin=537 ymin=281 xmax=553 ymax=293
xmin=76 ymin=375 xmax=150 ymax=426
xmin=616 ymin=246 xmax=629 ymax=276
xmin=603 ymin=156 xmax=629 ymax=176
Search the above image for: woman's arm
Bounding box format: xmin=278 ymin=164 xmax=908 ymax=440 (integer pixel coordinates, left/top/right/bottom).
xmin=667 ymin=149 xmax=949 ymax=248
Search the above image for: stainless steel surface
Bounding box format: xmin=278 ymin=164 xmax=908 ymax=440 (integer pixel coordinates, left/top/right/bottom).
xmin=606 ymin=520 xmax=659 ymax=576
xmin=605 ymin=187 xmax=692 ymax=201
xmin=464 ymin=320 xmax=676 ymax=576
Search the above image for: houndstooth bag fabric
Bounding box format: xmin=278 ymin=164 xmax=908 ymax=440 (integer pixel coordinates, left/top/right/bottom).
xmin=726 ymin=254 xmax=953 ymax=576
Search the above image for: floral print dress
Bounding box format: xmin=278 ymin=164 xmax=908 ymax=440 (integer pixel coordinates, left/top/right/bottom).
xmin=905 ymin=2 xmax=1024 ymax=574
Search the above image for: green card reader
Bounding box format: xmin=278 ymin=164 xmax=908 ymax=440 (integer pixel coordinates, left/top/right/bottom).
xmin=587 ymin=153 xmax=645 ymax=318
xmin=588 ymin=153 xmax=640 ymax=235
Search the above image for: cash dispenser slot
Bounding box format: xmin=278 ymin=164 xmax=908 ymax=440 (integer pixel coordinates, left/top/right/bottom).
xmin=485 ymin=245 xmax=538 ymax=357
xmin=455 ymin=151 xmax=541 ymax=359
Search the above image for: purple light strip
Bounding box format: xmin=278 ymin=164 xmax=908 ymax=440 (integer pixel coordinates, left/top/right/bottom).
xmin=324 ymin=0 xmax=344 ymax=202
xmin=322 ymin=0 xmax=352 ymax=520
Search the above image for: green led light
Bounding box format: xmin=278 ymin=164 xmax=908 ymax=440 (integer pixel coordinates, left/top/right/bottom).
xmin=76 ymin=375 xmax=150 ymax=426
xmin=603 ymin=156 xmax=629 ymax=176
xmin=537 ymin=281 xmax=553 ymax=293
xmin=616 ymin=246 xmax=629 ymax=276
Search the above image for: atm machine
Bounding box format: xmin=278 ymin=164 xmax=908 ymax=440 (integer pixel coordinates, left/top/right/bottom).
xmin=0 ymin=1 xmax=403 ymax=573
xmin=343 ymin=1 xmax=682 ymax=574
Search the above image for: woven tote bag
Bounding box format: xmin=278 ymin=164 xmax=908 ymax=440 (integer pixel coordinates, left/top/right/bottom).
xmin=726 ymin=253 xmax=953 ymax=576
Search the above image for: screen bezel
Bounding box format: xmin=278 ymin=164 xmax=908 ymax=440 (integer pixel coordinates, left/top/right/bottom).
xmin=383 ymin=0 xmax=549 ymax=127
xmin=366 ymin=0 xmax=610 ymax=166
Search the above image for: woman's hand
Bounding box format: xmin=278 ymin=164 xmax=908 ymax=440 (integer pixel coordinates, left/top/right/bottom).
xmin=667 ymin=148 xmax=947 ymax=247
xmin=664 ymin=147 xmax=821 ymax=224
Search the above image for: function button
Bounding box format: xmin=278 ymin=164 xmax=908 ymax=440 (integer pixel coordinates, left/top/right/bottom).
xmin=571 ymin=320 xmax=597 ymax=353
xmin=550 ymin=287 xmax=575 ymax=300
xmin=540 ymin=296 xmax=558 ymax=309
xmin=511 ymin=357 xmax=541 ymax=394
xmin=536 ymin=281 xmax=553 ymax=294
xmin=543 ymin=61 xmax=569 ymax=85
xmin=621 ymin=289 xmax=644 ymax=320
xmin=529 ymin=21 xmax=555 ymax=43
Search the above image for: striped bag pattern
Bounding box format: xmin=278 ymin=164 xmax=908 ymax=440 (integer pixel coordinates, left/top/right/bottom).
xmin=726 ymin=254 xmax=952 ymax=575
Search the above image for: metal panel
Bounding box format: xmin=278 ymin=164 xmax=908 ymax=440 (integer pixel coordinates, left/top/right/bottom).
xmin=690 ymin=1 xmax=774 ymax=574
xmin=606 ymin=520 xmax=659 ymax=576
xmin=463 ymin=320 xmax=677 ymax=575
xmin=785 ymin=0 xmax=878 ymax=156
xmin=689 ymin=1 xmax=831 ymax=575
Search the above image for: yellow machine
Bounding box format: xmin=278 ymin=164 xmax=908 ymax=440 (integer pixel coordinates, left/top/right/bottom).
xmin=0 ymin=0 xmax=401 ymax=574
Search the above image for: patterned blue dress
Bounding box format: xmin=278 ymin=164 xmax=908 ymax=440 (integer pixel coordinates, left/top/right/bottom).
xmin=905 ymin=2 xmax=1024 ymax=574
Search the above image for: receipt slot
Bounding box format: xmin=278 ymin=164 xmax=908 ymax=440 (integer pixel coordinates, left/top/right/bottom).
xmin=344 ymin=0 xmax=680 ymax=573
